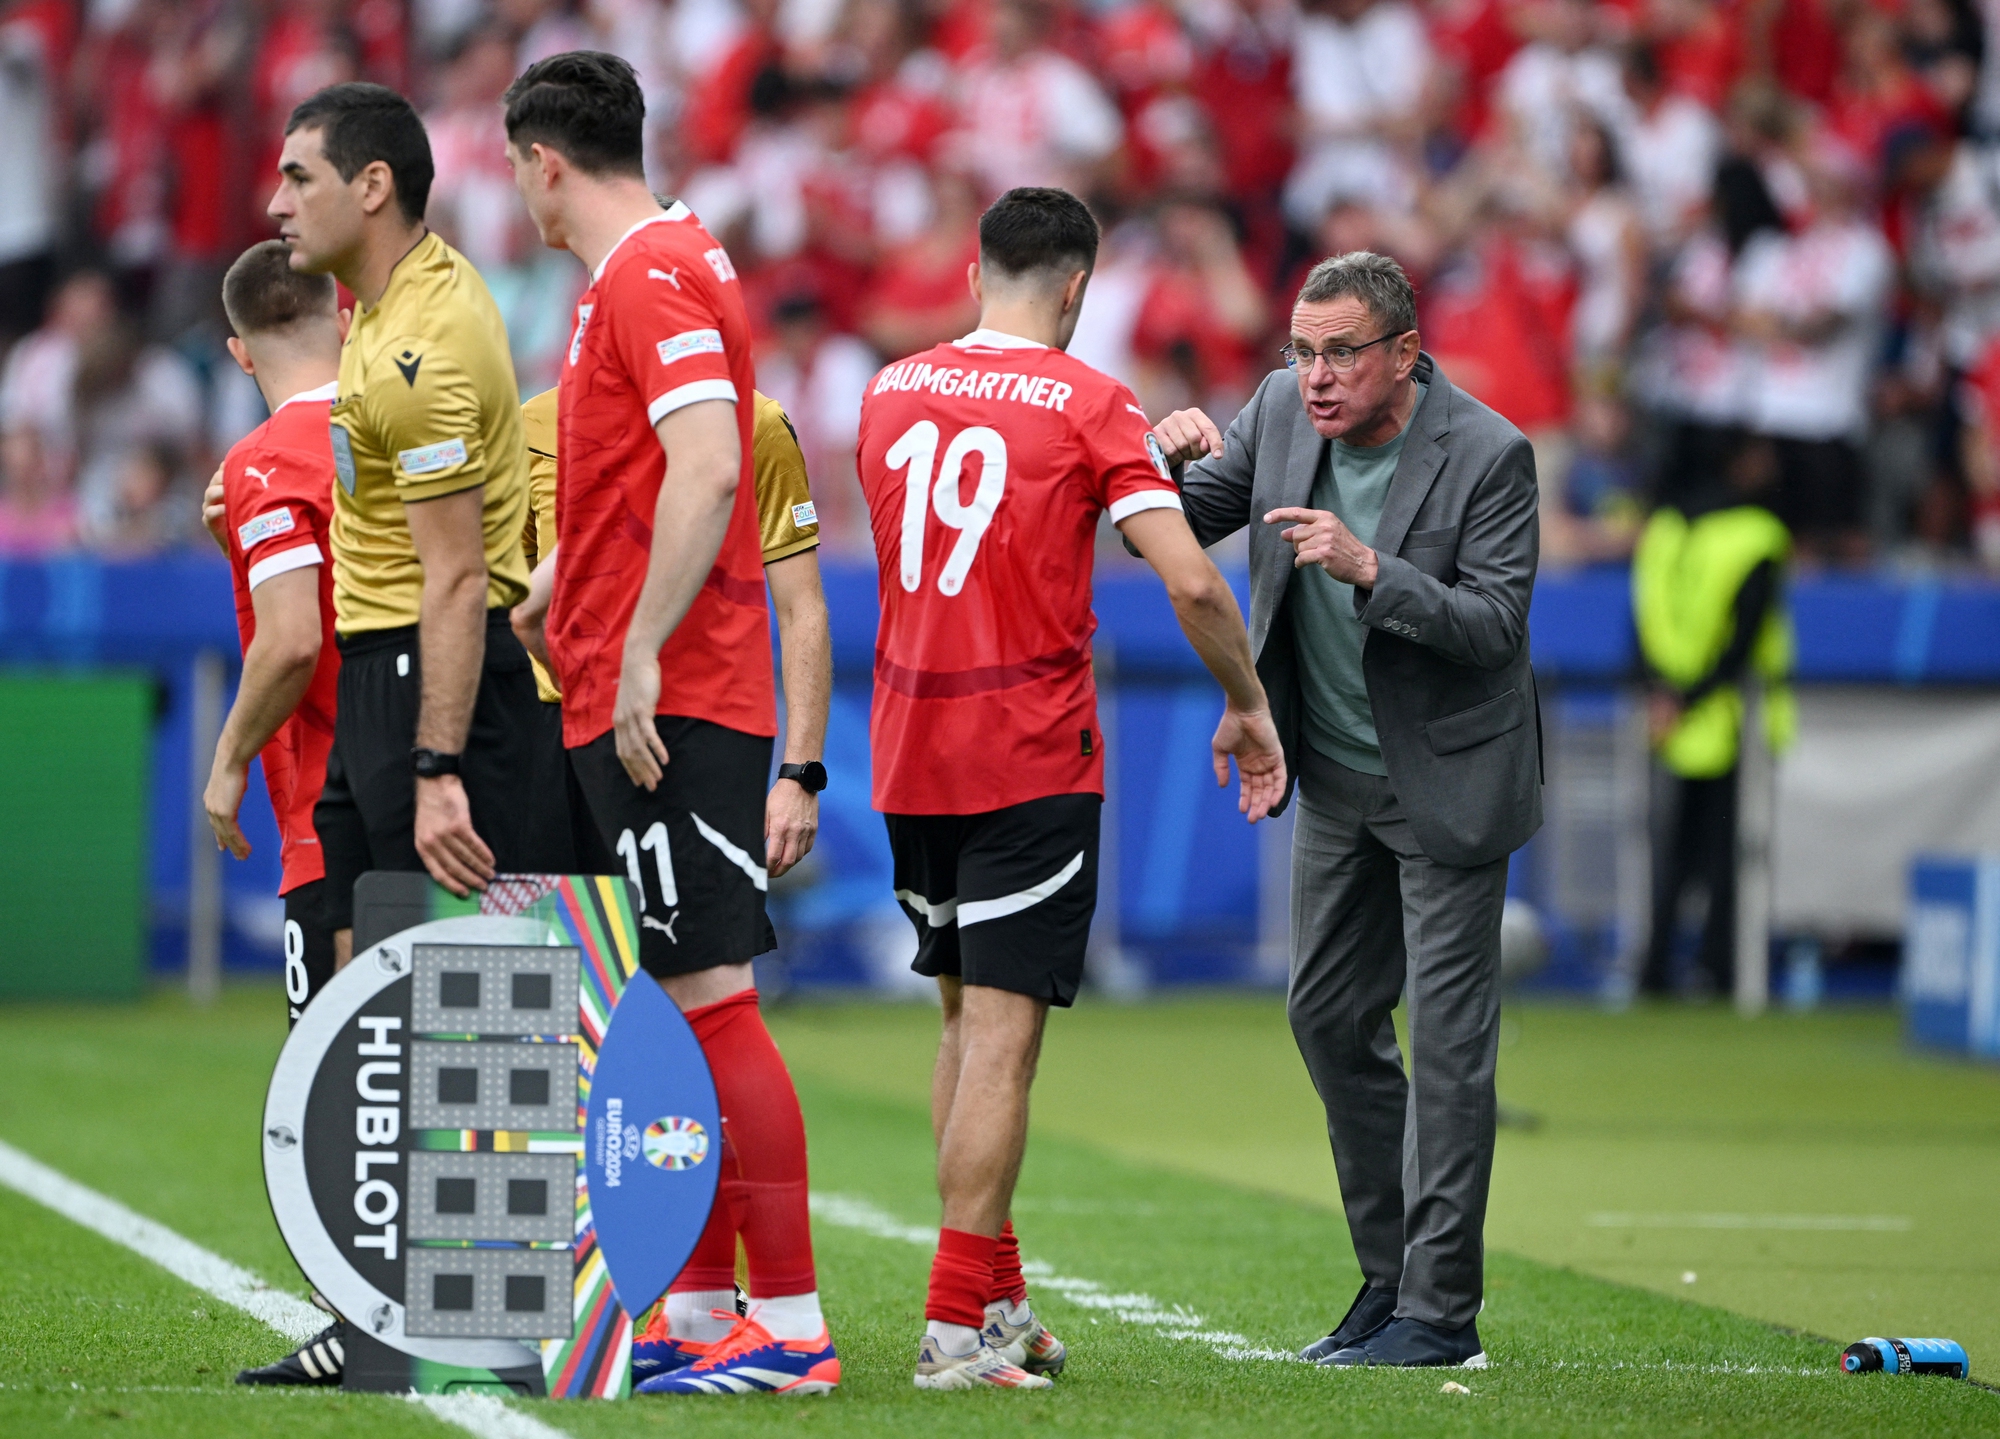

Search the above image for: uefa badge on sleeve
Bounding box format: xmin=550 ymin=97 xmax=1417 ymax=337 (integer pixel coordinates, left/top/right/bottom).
xmin=260 ymin=872 xmax=718 ymax=1399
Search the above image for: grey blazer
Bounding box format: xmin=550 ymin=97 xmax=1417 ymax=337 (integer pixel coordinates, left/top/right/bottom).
xmin=1178 ymin=352 xmax=1542 ymax=868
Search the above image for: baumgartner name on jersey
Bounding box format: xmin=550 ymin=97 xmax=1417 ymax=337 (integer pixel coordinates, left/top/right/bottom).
xmin=857 ymin=328 xmax=1182 ymax=817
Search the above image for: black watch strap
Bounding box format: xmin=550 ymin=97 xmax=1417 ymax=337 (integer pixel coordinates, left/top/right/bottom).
xmin=778 ymin=761 xmax=827 ymax=793
xmin=411 ymin=748 xmax=462 ymax=779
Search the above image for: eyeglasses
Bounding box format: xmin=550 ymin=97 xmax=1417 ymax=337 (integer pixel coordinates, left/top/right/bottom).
xmin=1281 ymin=330 xmax=1407 ymax=372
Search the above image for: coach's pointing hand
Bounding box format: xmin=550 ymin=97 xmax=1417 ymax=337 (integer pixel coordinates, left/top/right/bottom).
xmin=1265 ymin=506 xmax=1379 ymax=589
xmin=1153 ymin=407 xmax=1224 ymax=467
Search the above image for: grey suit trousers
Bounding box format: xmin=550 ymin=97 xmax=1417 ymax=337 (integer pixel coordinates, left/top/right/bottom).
xmin=1287 ymin=743 xmax=1508 ymax=1330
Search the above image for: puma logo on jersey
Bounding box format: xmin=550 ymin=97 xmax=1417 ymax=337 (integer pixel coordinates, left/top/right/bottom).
xmin=642 ymin=911 xmax=680 ymax=943
xmin=245 ymin=465 xmax=277 ymax=489
xmin=703 ymin=247 xmax=737 ymax=284
xmin=394 ymin=350 xmax=421 ymax=386
xmin=569 ymin=303 xmax=595 ymax=366
xmin=647 ymin=267 xmax=682 ymax=289
xmin=1126 ymin=403 xmax=1150 ymax=421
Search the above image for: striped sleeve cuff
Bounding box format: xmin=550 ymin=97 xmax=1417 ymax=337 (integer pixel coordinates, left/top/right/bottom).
xmin=1107 ymin=489 xmax=1184 ymax=524
xmin=647 ymin=378 xmax=740 ymax=425
xmin=247 ymin=542 xmax=324 ymax=590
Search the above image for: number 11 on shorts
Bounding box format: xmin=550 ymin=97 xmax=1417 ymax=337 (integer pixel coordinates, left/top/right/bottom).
xmin=617 ymin=822 xmax=677 ymax=910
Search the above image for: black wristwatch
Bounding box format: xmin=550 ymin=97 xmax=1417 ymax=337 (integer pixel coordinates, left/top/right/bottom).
xmin=411 ymin=748 xmax=462 ymax=779
xmin=778 ymin=761 xmax=827 ymax=793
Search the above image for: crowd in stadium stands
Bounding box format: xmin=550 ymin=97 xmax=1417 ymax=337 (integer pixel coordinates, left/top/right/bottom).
xmin=2 ymin=0 xmax=2000 ymax=567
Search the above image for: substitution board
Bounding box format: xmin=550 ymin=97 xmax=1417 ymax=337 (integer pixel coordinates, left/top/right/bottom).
xmin=261 ymin=872 xmax=719 ymax=1398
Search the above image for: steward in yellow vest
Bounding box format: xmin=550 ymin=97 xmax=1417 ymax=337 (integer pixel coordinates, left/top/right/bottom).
xmin=1630 ymin=433 xmax=1795 ymax=995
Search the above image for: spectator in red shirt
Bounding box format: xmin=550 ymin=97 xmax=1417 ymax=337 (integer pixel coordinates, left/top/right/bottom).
xmin=861 ymin=166 xmax=983 ymax=359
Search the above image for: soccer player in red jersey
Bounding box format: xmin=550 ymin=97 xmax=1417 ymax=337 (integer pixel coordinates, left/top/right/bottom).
xmin=203 ymin=240 xmax=360 ymax=1393
xmin=504 ymin=51 xmax=837 ymax=1397
xmin=201 ymin=240 xmax=345 ymax=1031
xmin=857 ymin=187 xmax=1287 ymax=1389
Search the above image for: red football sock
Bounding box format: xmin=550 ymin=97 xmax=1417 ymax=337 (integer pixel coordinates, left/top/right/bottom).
xmin=681 ymin=989 xmax=817 ymax=1298
xmin=926 ymin=1227 xmax=997 ymax=1328
xmin=668 ymin=1132 xmax=740 ymax=1294
xmin=989 ymin=1220 xmax=1027 ymax=1306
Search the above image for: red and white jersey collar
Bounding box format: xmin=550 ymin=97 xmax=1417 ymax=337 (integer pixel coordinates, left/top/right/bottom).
xmin=593 ymin=200 xmax=697 ymax=283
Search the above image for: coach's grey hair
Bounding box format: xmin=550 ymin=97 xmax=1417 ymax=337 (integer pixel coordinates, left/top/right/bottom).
xmin=1295 ymin=251 xmax=1417 ymax=337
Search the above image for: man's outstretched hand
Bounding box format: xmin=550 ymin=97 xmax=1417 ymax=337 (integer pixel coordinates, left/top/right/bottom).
xmin=1152 ymin=407 xmax=1224 ymax=467
xmin=1212 ymin=703 xmax=1287 ymax=823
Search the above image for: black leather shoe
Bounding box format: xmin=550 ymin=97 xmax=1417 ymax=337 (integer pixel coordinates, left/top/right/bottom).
xmin=1325 ymin=1315 xmax=1487 ymax=1368
xmin=1299 ymin=1283 xmax=1399 ymax=1363
xmin=235 ymin=1322 xmax=346 ymax=1386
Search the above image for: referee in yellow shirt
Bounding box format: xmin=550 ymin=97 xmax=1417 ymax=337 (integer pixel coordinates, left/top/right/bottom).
xmin=511 ymin=387 xmax=833 ymax=881
xmin=269 ymin=82 xmax=559 ymax=957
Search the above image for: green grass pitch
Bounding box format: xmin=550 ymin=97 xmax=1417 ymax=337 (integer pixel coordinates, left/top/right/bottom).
xmin=1 ymin=987 xmax=1996 ymax=1437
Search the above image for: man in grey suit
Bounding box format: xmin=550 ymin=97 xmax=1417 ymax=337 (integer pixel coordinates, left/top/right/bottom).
xmin=1153 ymin=251 xmax=1539 ymax=1369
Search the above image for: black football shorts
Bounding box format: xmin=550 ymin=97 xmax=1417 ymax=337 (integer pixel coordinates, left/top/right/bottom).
xmin=567 ymin=714 xmax=777 ymax=980
xmin=281 ymin=878 xmax=337 ymax=1028
xmin=885 ymin=792 xmax=1100 ymax=1007
xmin=314 ymin=609 xmax=570 ymax=932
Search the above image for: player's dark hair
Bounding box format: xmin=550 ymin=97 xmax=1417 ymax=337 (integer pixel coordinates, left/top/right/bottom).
xmin=286 ymin=83 xmax=434 ymax=224
xmin=978 ymin=187 xmax=1100 ymax=281
xmin=222 ymin=240 xmax=337 ymax=337
xmin=503 ymin=51 xmax=647 ymax=178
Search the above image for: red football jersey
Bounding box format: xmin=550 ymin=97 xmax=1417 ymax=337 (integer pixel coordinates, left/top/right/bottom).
xmin=221 ymin=381 xmax=342 ymax=895
xmin=858 ymin=328 xmax=1183 ymax=814
xmin=550 ymin=204 xmax=774 ymax=747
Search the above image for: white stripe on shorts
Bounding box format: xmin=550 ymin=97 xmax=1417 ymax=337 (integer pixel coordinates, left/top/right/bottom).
xmin=692 ymin=811 xmax=769 ymax=892
xmin=895 ymin=890 xmax=958 ymax=927
xmin=958 ymin=851 xmax=1084 ymax=929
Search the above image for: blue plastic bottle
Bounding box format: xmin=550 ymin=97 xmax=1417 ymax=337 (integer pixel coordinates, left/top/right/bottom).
xmin=1840 ymin=1338 xmax=1969 ymax=1378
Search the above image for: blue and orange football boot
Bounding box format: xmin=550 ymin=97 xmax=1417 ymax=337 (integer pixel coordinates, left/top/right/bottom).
xmin=629 ymin=1305 xmax=714 ymax=1383
xmin=635 ymin=1311 xmax=840 ymax=1396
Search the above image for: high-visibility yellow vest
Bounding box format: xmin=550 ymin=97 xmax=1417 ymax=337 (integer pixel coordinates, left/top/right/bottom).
xmin=1631 ymin=504 xmax=1796 ymax=779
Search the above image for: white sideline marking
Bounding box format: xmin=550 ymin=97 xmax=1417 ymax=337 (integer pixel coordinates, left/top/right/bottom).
xmin=1586 ymin=1212 xmax=1913 ymax=1233
xmin=0 ymin=1136 xmax=322 ymax=1344
xmin=0 ymin=1137 xmax=570 ymax=1439
xmin=414 ymin=1392 xmax=573 ymax=1439
xmin=810 ymin=1191 xmax=1298 ymax=1364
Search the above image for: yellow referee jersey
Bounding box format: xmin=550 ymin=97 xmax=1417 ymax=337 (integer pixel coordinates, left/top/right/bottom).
xmin=518 ymin=387 xmax=821 ymax=702
xmin=329 ymin=231 xmax=532 ymax=635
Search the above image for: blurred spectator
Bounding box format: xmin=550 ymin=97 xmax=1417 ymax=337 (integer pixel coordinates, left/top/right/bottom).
xmin=1566 ymin=116 xmax=1645 ymax=384
xmin=1496 ymin=0 xmax=1625 ymax=182
xmin=0 ymin=0 xmax=67 ymax=354
xmin=1284 ymin=0 xmax=1432 ymax=226
xmin=0 ymin=423 xmax=74 ymax=553
xmin=946 ymin=0 xmax=1124 ymax=197
xmin=860 ymin=165 xmax=982 ymax=359
xmin=1734 ymin=141 xmax=1894 ymax=561
xmin=1909 ymin=131 xmax=2000 ymax=373
xmin=0 ymin=270 xmax=114 ymax=487
xmin=1618 ymin=41 xmax=1721 ymax=252
xmin=756 ymin=285 xmax=878 ymax=551
xmin=1129 ymin=199 xmax=1270 ymax=418
xmin=69 ymin=308 xmax=203 ymax=546
xmin=427 ymin=27 xmax=527 ymax=274
xmin=90 ymin=439 xmax=196 ymax=555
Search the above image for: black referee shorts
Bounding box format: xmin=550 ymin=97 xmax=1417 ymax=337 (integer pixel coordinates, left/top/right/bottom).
xmin=886 ymin=792 xmax=1100 ymax=1008
xmin=281 ymin=878 xmax=336 ymax=1028
xmin=315 ymin=608 xmax=570 ymax=932
xmin=567 ymin=715 xmax=777 ymax=980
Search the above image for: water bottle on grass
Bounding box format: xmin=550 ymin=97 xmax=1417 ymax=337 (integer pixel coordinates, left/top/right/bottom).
xmin=1840 ymin=1338 xmax=1968 ymax=1378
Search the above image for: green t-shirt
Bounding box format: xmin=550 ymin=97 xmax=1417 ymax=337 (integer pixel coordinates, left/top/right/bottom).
xmin=1290 ymin=382 xmax=1426 ymax=776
